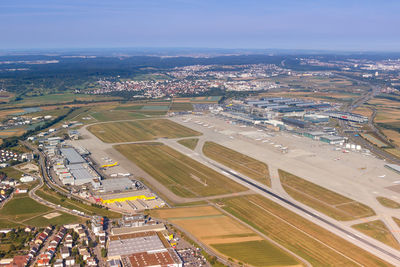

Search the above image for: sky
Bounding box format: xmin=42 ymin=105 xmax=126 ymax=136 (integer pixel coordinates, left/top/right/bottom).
xmin=1 ymin=0 xmax=400 ymax=51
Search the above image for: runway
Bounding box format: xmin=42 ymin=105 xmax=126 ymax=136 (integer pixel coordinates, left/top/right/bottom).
xmin=210 ymin=162 xmax=400 ymax=263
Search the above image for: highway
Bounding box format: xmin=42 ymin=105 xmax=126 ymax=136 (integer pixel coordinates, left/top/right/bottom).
xmin=335 ymin=79 xmax=400 ymax=164
xmin=209 ymin=162 xmax=400 ymax=264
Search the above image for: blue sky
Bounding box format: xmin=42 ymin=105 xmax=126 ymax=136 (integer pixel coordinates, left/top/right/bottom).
xmin=1 ymin=0 xmax=399 ymax=51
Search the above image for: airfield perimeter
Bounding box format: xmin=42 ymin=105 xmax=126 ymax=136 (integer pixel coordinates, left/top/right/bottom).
xmin=71 ymin=114 xmax=400 ymax=265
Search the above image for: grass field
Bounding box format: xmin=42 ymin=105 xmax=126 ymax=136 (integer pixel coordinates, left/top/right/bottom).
xmin=152 ymin=206 xmax=299 ymax=266
xmin=360 ymin=133 xmax=390 ymax=148
xmin=216 ymin=195 xmax=389 ymax=266
xmin=114 ymin=105 xmax=144 ymax=110
xmin=0 ymin=196 xmax=84 ymax=227
xmin=89 ymin=119 xmax=201 ymax=143
xmin=353 ymin=106 xmax=373 ymax=118
xmin=170 ymin=102 xmax=193 ymax=111
xmin=279 ymin=170 xmax=375 ymax=221
xmin=382 ymin=129 xmax=400 ymax=148
xmin=115 ymin=143 xmax=246 ymax=197
xmin=385 ymin=148 xmax=400 ymax=158
xmin=0 ymin=129 xmax=26 ymax=138
xmin=90 ymin=110 xmax=147 ymax=121
xmin=151 ymin=206 xmax=221 ymax=218
xmin=211 ymin=241 xmax=299 ymax=267
xmin=177 ymin=138 xmax=199 ymax=150
xmin=35 ymin=185 xmax=121 ymax=218
xmin=141 ymin=105 xmax=169 ymax=111
xmin=352 ymin=220 xmax=400 ymax=250
xmin=0 ymin=167 xmax=24 ymax=180
xmin=203 ymin=142 xmax=271 ymax=186
xmin=12 ymin=93 xmax=121 ymax=106
xmin=377 ymin=197 xmax=400 ymax=209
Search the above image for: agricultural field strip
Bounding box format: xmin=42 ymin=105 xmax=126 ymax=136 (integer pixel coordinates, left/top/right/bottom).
xmin=283 ymin=183 xmax=370 ymax=218
xmin=279 ymin=170 xmax=375 ymax=220
xmin=351 ymin=220 xmax=400 ymax=250
xmin=156 ymin=144 xmax=245 ymax=195
xmin=248 ymin=199 xmax=362 ymax=266
xmin=36 ymin=189 xmax=93 ymax=214
xmin=204 ymin=149 xmax=266 ymax=178
xmin=88 ymin=118 xmax=201 ymax=143
xmin=157 ymin=206 xmax=302 ymax=265
xmin=211 ymin=205 xmax=308 ymax=266
xmin=115 ymin=143 xmax=246 ymax=197
xmin=203 ymin=142 xmax=270 ymax=186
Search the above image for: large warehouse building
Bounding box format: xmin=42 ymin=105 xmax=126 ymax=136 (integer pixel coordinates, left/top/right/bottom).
xmin=107 ymin=231 xmax=182 ymax=267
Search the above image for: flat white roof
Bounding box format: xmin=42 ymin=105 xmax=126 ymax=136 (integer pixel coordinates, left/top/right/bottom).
xmin=108 ymin=234 xmax=165 ymax=257
xmin=60 ymin=148 xmax=85 ymax=164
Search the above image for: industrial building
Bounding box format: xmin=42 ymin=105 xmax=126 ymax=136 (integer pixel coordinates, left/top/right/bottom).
xmin=319 ymin=135 xmax=346 ymax=144
xmin=325 ymin=111 xmax=368 ymax=123
xmin=120 ymin=249 xmax=182 ymax=267
xmin=66 ymin=163 xmax=100 ymax=186
xmin=100 ymin=178 xmax=137 ymax=193
xmin=107 ymin=232 xmax=166 ymax=259
xmin=304 ymin=114 xmax=330 ymax=123
xmin=246 ymin=97 xmax=331 ymax=113
xmin=281 ymin=117 xmax=309 ymax=128
xmin=111 ymin=224 xmax=166 ymax=236
xmin=303 ymin=131 xmax=325 ymax=140
xmin=99 ymin=190 xmax=156 ymax=204
xmin=107 ymin=230 xmax=182 ymax=267
xmin=60 ymin=148 xmax=86 ymax=164
xmin=53 ymin=147 xmax=100 ymax=187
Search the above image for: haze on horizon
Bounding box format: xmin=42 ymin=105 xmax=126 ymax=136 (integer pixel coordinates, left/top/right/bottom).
xmin=1 ymin=0 xmax=400 ymax=52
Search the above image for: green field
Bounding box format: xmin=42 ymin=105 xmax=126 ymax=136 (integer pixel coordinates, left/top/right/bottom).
xmin=23 ymin=212 xmax=80 ymax=227
xmin=377 ymin=197 xmax=400 ymax=209
xmin=12 ymin=93 xmax=121 ymax=106
xmin=0 ymin=196 xmax=84 ymax=227
xmin=360 ymin=133 xmax=390 ymax=148
xmin=352 ymin=220 xmax=400 ymax=250
xmin=114 ymin=105 xmax=144 ymax=110
xmin=35 ymin=185 xmax=121 ymax=219
xmin=89 ymin=119 xmax=201 ymax=143
xmin=279 ymin=170 xmax=375 ymax=221
xmin=217 ymin=195 xmax=389 ymax=266
xmin=211 ymin=240 xmax=298 ymax=267
xmin=115 ymin=143 xmax=246 ymax=197
xmin=203 ymin=142 xmax=271 ymax=186
xmin=141 ymin=105 xmax=170 ymax=111
xmin=1 ymin=196 xmax=51 ymax=216
xmin=177 ymin=138 xmax=199 ymax=150
xmin=0 ymin=167 xmax=24 ymax=180
xmin=170 ymin=102 xmax=193 ymax=111
xmin=90 ymin=110 xmax=147 ymax=121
